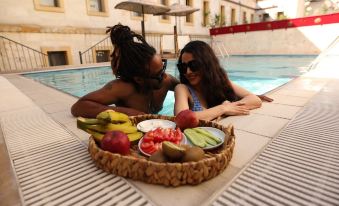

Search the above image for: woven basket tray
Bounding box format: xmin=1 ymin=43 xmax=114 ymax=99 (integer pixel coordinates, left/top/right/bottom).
xmin=88 ymin=114 xmax=235 ymax=187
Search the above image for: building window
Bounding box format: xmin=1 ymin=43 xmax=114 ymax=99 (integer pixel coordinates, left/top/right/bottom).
xmin=220 ymin=5 xmax=226 ymax=26
xmin=95 ymin=50 xmax=110 ymax=63
xmin=186 ymin=0 xmax=194 ymax=23
xmin=277 ymin=12 xmax=286 ymax=20
xmin=86 ymin=0 xmax=109 ymax=17
xmin=91 ymin=46 xmax=112 ymax=63
xmin=41 ymin=47 xmax=73 ymax=66
xmin=202 ymin=1 xmax=209 ymax=26
xmin=231 ymin=8 xmax=236 ymax=25
xmin=33 ymin=0 xmax=64 ymax=13
xmin=250 ymin=14 xmax=254 ymax=23
xmin=48 ymin=51 xmax=68 ymax=66
xmin=40 ymin=0 xmax=59 ymax=7
xmin=263 ymin=13 xmax=270 ymax=22
xmin=243 ymin=11 xmax=247 ymax=24
xmin=160 ymin=0 xmax=170 ymax=22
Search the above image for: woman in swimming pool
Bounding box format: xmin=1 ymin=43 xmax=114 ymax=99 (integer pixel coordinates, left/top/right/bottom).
xmin=174 ymin=40 xmax=262 ymax=121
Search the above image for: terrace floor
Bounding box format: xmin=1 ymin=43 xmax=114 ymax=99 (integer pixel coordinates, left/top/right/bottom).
xmin=0 ymin=53 xmax=338 ymax=205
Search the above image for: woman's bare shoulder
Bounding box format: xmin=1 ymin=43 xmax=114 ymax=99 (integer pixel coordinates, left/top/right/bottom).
xmin=174 ymin=83 xmax=189 ymax=92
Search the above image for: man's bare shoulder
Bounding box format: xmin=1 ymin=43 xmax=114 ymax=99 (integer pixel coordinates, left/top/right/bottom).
xmin=103 ymin=79 xmax=134 ymax=92
xmin=163 ymin=73 xmax=179 ymax=90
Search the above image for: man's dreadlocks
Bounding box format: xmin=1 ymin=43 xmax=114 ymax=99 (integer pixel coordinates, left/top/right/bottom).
xmin=106 ymin=24 xmax=156 ymax=83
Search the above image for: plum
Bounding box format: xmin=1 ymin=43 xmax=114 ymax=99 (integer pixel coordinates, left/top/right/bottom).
xmin=175 ymin=109 xmax=199 ymax=130
xmin=101 ymin=131 xmax=130 ymax=155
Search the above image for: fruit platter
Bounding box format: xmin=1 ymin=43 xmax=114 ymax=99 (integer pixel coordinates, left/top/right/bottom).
xmin=78 ymin=110 xmax=235 ymax=186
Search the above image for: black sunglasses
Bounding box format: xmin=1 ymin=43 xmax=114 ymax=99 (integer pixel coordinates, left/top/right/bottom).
xmin=177 ymin=60 xmax=202 ymax=74
xmin=146 ymin=59 xmax=167 ymax=82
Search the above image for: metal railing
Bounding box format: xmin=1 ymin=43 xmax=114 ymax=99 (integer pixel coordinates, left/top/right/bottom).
xmin=79 ymin=33 xmax=211 ymax=64
xmin=0 ymin=36 xmax=48 ymax=73
xmin=79 ymin=36 xmax=112 ymax=64
xmin=308 ymin=36 xmax=339 ymax=71
xmin=211 ymin=39 xmax=230 ymax=58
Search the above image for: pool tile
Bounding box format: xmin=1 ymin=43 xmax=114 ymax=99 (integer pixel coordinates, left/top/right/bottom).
xmin=252 ymin=102 xmax=301 ymax=119
xmin=283 ymin=77 xmax=327 ymax=92
xmin=129 ymin=165 xmax=240 ymax=206
xmin=65 ymin=122 xmax=89 ymax=143
xmin=229 ymin=130 xmax=270 ymax=168
xmin=272 ymin=89 xmax=317 ymax=98
xmin=50 ymin=110 xmax=76 ymax=124
xmin=0 ymin=131 xmax=21 ymax=206
xmin=268 ymin=93 xmax=310 ymax=106
xmin=218 ymin=113 xmax=289 ymax=138
xmin=41 ymin=102 xmax=73 ymax=114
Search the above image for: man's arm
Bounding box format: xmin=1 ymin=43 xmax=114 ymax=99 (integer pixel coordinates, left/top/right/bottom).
xmin=257 ymin=95 xmax=273 ymax=102
xmin=71 ymin=81 xmax=144 ymax=118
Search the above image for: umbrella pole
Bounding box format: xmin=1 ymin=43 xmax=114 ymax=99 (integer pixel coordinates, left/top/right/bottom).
xmin=174 ymin=16 xmax=178 ymax=57
xmin=141 ymin=6 xmax=146 ymax=39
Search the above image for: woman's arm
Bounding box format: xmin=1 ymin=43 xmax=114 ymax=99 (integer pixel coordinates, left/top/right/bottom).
xmin=174 ymin=84 xmax=245 ymax=121
xmin=231 ymin=82 xmax=262 ymax=109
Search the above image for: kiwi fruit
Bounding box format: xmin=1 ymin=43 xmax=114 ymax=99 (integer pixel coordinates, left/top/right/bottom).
xmin=149 ymin=150 xmax=168 ymax=163
xmin=182 ymin=147 xmax=205 ymax=162
xmin=162 ymin=141 xmax=186 ymax=161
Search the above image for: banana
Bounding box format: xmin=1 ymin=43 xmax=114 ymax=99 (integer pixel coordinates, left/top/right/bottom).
xmin=96 ymin=110 xmax=130 ymax=124
xmin=77 ymin=110 xmax=141 ymax=143
xmin=86 ymin=129 xmax=142 ymax=143
xmin=85 ymin=129 xmax=104 ymax=142
xmin=86 ymin=123 xmax=138 ymax=134
xmin=77 ymin=117 xmax=101 ymax=125
xmin=127 ymin=132 xmax=143 ymax=144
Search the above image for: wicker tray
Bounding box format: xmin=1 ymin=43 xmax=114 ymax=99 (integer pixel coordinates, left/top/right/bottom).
xmin=88 ymin=114 xmax=235 ymax=187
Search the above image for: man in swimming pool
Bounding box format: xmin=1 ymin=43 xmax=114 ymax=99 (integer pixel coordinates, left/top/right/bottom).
xmin=71 ymin=24 xmax=272 ymax=118
xmin=71 ymin=24 xmax=179 ymax=118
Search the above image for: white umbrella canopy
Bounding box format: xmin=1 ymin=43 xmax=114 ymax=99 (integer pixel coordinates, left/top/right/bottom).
xmin=155 ymin=3 xmax=200 ymax=56
xmin=161 ymin=3 xmax=199 ymax=17
xmin=115 ymin=0 xmax=170 ymax=38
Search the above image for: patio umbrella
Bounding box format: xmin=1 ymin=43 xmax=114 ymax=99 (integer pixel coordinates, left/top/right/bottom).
xmin=155 ymin=3 xmax=199 ymax=56
xmin=115 ymin=0 xmax=170 ymax=39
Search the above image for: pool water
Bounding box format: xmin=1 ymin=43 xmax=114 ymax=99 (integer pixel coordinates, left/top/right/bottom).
xmin=23 ymin=55 xmax=315 ymax=115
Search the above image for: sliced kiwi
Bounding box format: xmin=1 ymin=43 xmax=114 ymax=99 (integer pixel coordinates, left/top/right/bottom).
xmin=149 ymin=150 xmax=168 ymax=163
xmin=182 ymin=147 xmax=205 ymax=162
xmin=162 ymin=141 xmax=186 ymax=161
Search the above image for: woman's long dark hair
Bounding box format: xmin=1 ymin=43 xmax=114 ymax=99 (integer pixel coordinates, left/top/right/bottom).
xmin=178 ymin=40 xmax=238 ymax=107
xmin=106 ymin=24 xmax=156 ymax=83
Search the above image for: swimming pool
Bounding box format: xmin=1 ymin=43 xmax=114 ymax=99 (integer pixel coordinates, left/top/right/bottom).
xmin=23 ymin=55 xmax=315 ymax=115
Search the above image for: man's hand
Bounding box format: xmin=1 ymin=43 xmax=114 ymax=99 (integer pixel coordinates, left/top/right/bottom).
xmin=257 ymin=95 xmax=273 ymax=102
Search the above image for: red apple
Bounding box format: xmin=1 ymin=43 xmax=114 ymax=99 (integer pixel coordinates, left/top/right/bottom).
xmin=175 ymin=109 xmax=199 ymax=130
xmin=101 ymin=131 xmax=130 ymax=155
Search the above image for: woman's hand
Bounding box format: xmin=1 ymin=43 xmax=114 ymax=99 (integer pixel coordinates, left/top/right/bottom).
xmin=221 ymin=101 xmax=250 ymax=116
